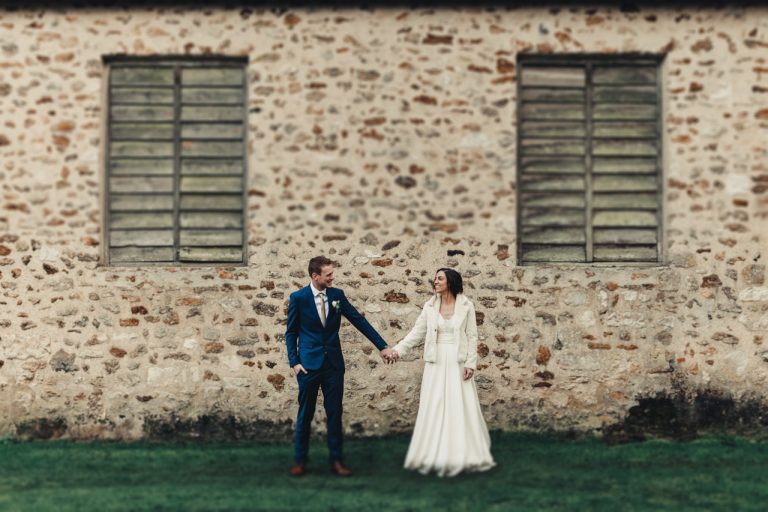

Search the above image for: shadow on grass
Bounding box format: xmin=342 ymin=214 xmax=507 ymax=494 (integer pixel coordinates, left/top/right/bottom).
xmin=2 ymin=432 xmax=768 ymax=511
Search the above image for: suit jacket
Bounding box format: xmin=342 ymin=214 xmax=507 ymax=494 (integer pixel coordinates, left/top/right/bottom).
xmin=285 ymin=285 xmax=388 ymax=371
xmin=392 ymin=293 xmax=479 ymax=370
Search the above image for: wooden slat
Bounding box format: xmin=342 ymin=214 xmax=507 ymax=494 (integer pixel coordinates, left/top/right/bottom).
xmin=593 ymin=175 xmax=657 ymax=192
xmin=522 ymin=227 xmax=586 ymax=244
xmin=520 ymin=88 xmax=584 ymax=102
xmin=181 ymin=141 xmax=243 ymax=157
xmin=111 ymin=123 xmax=175 ymax=140
xmin=521 ymin=208 xmax=584 ymax=226
xmin=110 ymin=176 xmax=174 ymax=194
xmin=522 ymin=245 xmax=585 ymax=263
xmin=110 ymin=141 xmax=174 ymax=157
xmin=181 ymin=159 xmax=244 ymax=175
xmin=181 ymin=68 xmax=244 ymax=86
xmin=181 ymin=105 xmax=244 ymax=122
xmin=521 ymin=158 xmax=585 ymax=174
xmin=521 ymin=175 xmax=585 ymax=192
xmin=593 ymin=104 xmax=655 ymax=120
xmin=180 ymin=177 xmax=242 ymax=193
xmin=181 ymin=123 xmax=243 ymax=140
xmin=110 ymin=229 xmax=174 ymax=246
xmin=111 ymin=67 xmax=174 ymax=86
xmin=181 ymin=88 xmax=244 ymax=104
xmin=593 ymin=158 xmax=656 ymax=174
xmin=593 ymin=140 xmax=657 ymax=156
xmin=180 ymin=195 xmax=243 ymax=210
xmin=592 ymin=67 xmax=657 ymax=84
xmin=593 ymin=246 xmax=657 ymax=261
xmin=521 ymin=139 xmax=585 ymax=156
xmin=111 ymin=88 xmax=174 ymax=104
xmin=110 ymin=246 xmax=175 ymax=263
xmin=593 ymin=211 xmax=657 ymax=227
xmin=522 ymin=193 xmax=586 ymax=208
xmin=110 ymin=159 xmax=174 ymax=175
xmin=111 ymin=105 xmax=175 ymax=122
xmin=593 ymin=122 xmax=656 ymax=138
xmin=521 ymin=121 xmax=586 ymax=138
xmin=520 ymin=67 xmax=585 ymax=87
xmin=593 ymin=85 xmax=656 ymax=103
xmin=594 ymin=228 xmax=657 ymax=244
xmin=110 ymin=212 xmax=175 ymax=229
xmin=110 ymin=194 xmax=174 ymax=211
xmin=593 ymin=193 xmax=658 ymax=210
xmin=521 ymin=103 xmax=585 ymax=120
xmin=179 ymin=247 xmax=243 ymax=262
xmin=180 ymin=212 xmax=243 ymax=229
xmin=179 ymin=230 xmax=243 ymax=246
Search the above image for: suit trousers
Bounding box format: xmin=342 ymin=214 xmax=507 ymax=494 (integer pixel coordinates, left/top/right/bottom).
xmin=293 ymin=358 xmax=345 ymax=463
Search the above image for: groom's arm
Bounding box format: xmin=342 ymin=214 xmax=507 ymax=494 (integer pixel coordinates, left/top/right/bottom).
xmin=339 ymin=290 xmax=388 ymax=351
xmin=285 ymin=293 xmax=301 ymax=368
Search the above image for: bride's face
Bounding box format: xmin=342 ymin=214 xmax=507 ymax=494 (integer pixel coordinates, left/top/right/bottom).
xmin=433 ymin=271 xmax=448 ymax=294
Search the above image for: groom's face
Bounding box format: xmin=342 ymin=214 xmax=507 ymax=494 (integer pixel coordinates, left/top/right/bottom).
xmin=311 ymin=264 xmax=335 ymax=290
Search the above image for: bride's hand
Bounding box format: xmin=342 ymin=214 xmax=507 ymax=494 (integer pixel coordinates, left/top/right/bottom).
xmin=463 ymin=367 xmax=474 ymax=381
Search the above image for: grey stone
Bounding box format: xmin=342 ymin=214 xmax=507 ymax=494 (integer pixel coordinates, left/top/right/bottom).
xmin=50 ymin=350 xmax=76 ymax=372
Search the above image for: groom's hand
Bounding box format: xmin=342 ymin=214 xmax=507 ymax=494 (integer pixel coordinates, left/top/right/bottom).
xmin=380 ymin=348 xmax=398 ymax=364
xmin=293 ymin=364 xmax=308 ymax=375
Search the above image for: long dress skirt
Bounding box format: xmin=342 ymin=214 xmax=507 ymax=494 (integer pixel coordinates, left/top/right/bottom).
xmin=404 ymin=332 xmax=496 ymax=477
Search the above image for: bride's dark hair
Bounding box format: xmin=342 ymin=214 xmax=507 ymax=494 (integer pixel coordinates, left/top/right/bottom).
xmin=434 ymin=268 xmax=463 ymax=297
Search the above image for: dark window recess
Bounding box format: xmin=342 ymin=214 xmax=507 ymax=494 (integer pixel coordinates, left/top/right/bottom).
xmin=516 ymin=55 xmax=663 ymax=264
xmin=105 ymin=57 xmax=248 ymax=265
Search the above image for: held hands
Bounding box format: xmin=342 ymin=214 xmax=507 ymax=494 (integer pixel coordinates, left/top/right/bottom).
xmin=463 ymin=367 xmax=474 ymax=381
xmin=380 ymin=347 xmax=399 ymax=365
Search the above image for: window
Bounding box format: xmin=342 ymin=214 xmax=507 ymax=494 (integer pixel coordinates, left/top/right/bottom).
xmin=104 ymin=57 xmax=248 ymax=265
xmin=517 ymin=55 xmax=663 ymax=264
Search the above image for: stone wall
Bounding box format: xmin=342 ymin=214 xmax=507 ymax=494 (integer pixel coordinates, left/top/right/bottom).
xmin=0 ymin=4 xmax=767 ymax=440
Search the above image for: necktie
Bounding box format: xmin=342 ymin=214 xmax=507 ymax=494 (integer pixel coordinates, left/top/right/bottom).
xmin=318 ymin=292 xmax=326 ymax=326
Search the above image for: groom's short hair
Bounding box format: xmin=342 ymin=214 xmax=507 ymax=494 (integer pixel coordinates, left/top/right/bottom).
xmin=308 ymin=256 xmax=335 ymax=277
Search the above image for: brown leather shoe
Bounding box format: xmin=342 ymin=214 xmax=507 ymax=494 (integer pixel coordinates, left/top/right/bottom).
xmin=330 ymin=461 xmax=352 ymax=477
xmin=289 ymin=462 xmax=306 ymax=477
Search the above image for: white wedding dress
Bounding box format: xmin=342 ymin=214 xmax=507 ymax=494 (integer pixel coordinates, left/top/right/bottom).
xmin=404 ymin=314 xmax=496 ymax=477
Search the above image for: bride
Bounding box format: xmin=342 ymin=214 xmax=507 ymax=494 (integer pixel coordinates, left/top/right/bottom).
xmin=390 ymin=268 xmax=495 ymax=477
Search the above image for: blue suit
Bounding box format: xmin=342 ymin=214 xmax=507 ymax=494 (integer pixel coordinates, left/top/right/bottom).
xmin=285 ymin=285 xmax=387 ymax=463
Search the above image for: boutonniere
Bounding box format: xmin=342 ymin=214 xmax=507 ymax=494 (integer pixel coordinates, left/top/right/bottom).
xmin=331 ymin=300 xmax=341 ymax=312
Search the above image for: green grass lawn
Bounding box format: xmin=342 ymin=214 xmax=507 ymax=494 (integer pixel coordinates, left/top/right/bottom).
xmin=1 ymin=433 xmax=767 ymax=511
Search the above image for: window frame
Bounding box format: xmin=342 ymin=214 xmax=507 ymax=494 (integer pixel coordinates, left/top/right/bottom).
xmin=515 ymin=53 xmax=665 ymax=267
xmin=101 ymin=55 xmax=249 ymax=267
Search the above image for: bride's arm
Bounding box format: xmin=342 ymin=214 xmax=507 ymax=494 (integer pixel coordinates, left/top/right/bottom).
xmin=392 ymin=306 xmax=428 ymax=358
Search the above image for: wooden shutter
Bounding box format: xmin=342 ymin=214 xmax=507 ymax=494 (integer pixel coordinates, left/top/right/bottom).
xmin=106 ymin=58 xmax=247 ymax=265
xmin=517 ymin=56 xmax=662 ymax=264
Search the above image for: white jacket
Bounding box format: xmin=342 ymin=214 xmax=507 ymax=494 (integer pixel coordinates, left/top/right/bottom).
xmin=393 ymin=293 xmax=479 ymax=370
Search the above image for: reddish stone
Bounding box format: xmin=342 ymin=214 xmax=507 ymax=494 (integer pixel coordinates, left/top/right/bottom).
xmin=495 ymin=244 xmax=509 ymax=261
xmin=119 ymin=318 xmax=139 ymax=327
xmin=422 ymin=34 xmax=453 ymax=45
xmin=535 ymin=371 xmax=555 ymax=380
xmin=0 ymin=245 xmax=10 ymax=256
xmin=110 ymin=347 xmax=127 ymax=358
xmin=756 ymin=109 xmax=768 ymax=120
xmin=267 ymin=374 xmax=285 ymax=391
xmin=477 ymin=343 xmax=489 ymax=358
xmin=536 ymin=346 xmax=551 ymax=365
xmin=468 ymin=64 xmax=493 ymax=73
xmin=413 ymin=95 xmax=437 ymax=106
xmin=384 ymin=291 xmax=409 ymax=303
xmin=496 ymin=58 xmax=515 ymax=74
xmin=284 ymin=13 xmax=301 ymax=28
xmin=475 ymin=311 xmax=484 ymax=325
xmin=205 ymin=343 xmax=225 ymax=354
xmin=588 ymin=342 xmax=612 ymax=350
xmin=372 ymin=258 xmax=393 ymax=267
xmin=136 ymin=396 xmax=153 ymax=402
xmin=131 ymin=306 xmax=148 ymax=315
xmin=429 ymin=223 xmax=458 ymax=233
xmin=180 ymin=298 xmax=204 ymax=306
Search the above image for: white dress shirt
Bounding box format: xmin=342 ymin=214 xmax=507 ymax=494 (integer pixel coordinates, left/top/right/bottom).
xmin=310 ymin=282 xmax=329 ymax=324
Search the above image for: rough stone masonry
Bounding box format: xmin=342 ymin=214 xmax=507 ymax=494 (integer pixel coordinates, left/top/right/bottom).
xmin=0 ymin=4 xmax=767 ymax=440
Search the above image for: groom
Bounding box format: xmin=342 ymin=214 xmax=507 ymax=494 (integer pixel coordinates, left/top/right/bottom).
xmin=285 ymin=256 xmax=396 ymax=477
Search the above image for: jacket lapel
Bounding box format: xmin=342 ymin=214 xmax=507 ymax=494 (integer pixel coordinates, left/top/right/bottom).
xmin=324 ymin=288 xmax=338 ymax=325
xmin=454 ymin=294 xmax=469 ymax=324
